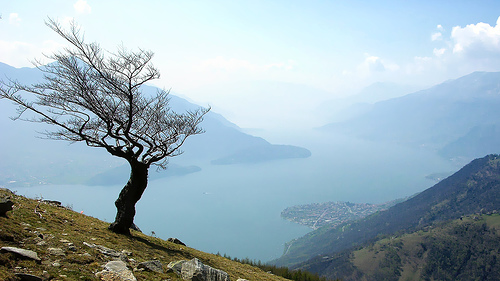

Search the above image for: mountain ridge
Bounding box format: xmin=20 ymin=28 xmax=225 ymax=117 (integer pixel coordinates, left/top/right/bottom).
xmin=273 ymin=154 xmax=500 ymax=269
xmin=0 ymin=62 xmax=311 ymax=187
xmin=321 ymin=71 xmax=500 ymax=160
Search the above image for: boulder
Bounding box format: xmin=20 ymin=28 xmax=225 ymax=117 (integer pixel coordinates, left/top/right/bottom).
xmin=167 ymin=260 xmax=187 ymax=275
xmin=168 ymin=258 xmax=230 ymax=281
xmin=1 ymin=246 xmax=41 ymax=262
xmin=96 ymin=260 xmax=136 ymax=281
xmin=138 ymin=260 xmax=163 ymax=273
xmin=167 ymin=237 xmax=186 ymax=246
xmin=0 ymin=198 xmax=14 ymax=216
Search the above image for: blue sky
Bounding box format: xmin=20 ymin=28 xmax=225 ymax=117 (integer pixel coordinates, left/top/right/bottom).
xmin=2 ymin=1 xmax=500 ymax=130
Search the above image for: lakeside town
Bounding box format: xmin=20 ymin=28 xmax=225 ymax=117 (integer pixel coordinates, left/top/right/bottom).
xmin=281 ymin=199 xmax=406 ymax=229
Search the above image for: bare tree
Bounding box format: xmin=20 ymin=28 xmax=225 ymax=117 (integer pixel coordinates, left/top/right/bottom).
xmin=0 ymin=19 xmax=209 ymax=235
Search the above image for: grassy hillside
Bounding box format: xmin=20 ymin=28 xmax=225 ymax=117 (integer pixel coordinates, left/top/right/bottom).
xmin=0 ymin=188 xmax=290 ymax=281
xmin=298 ymin=214 xmax=500 ymax=280
xmin=274 ymin=154 xmax=500 ymax=268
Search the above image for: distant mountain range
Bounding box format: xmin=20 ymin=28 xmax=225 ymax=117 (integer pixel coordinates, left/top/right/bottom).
xmin=272 ymin=154 xmax=500 ymax=280
xmin=0 ymin=62 xmax=310 ymax=187
xmin=321 ymin=72 xmax=500 ymax=161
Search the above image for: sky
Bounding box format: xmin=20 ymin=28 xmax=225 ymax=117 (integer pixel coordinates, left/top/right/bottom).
xmin=2 ymin=1 xmax=500 ymax=131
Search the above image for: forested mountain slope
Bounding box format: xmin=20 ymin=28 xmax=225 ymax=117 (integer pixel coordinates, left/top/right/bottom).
xmin=274 ymin=154 xmax=500 ymax=268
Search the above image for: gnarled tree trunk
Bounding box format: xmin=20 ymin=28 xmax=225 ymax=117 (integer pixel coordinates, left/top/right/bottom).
xmin=108 ymin=160 xmax=149 ymax=235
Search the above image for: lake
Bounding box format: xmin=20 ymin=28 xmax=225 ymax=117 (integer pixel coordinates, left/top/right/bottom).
xmin=14 ymin=131 xmax=458 ymax=262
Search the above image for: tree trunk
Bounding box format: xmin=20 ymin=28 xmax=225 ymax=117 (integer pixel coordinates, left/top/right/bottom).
xmin=108 ymin=160 xmax=149 ymax=235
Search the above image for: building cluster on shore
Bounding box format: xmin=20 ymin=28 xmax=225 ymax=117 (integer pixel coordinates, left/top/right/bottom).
xmin=281 ymin=201 xmax=391 ymax=229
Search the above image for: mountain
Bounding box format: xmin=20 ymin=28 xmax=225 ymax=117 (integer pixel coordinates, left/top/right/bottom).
xmin=321 ymin=72 xmax=500 ymax=160
xmin=317 ymin=82 xmax=420 ymax=123
xmin=273 ymin=154 xmax=500 ymax=273
xmin=0 ymin=62 xmax=311 ymax=186
xmin=297 ymin=214 xmax=500 ymax=281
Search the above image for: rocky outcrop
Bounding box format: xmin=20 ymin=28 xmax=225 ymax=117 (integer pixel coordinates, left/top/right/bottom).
xmin=1 ymin=246 xmax=41 ymax=262
xmin=168 ymin=237 xmax=187 ymax=246
xmin=138 ymin=260 xmax=164 ymax=273
xmin=168 ymin=258 xmax=231 ymax=281
xmin=96 ymin=260 xmax=136 ymax=281
xmin=83 ymin=241 xmax=129 ymax=261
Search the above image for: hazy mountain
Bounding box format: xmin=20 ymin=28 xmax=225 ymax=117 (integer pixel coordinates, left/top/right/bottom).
xmin=317 ymin=82 xmax=420 ymax=123
xmin=321 ymin=72 xmax=500 ymax=159
xmin=273 ymin=154 xmax=500 ymax=270
xmin=0 ymin=62 xmax=310 ymax=186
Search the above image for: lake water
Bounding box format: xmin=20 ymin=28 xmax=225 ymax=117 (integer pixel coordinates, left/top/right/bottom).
xmin=14 ymin=131 xmax=458 ymax=262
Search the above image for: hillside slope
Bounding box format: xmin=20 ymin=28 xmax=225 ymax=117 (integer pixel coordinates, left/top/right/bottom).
xmin=298 ymin=214 xmax=500 ymax=280
xmin=273 ymin=154 xmax=500 ymax=267
xmin=321 ymin=71 xmax=500 ymax=159
xmin=0 ymin=188 xmax=289 ymax=281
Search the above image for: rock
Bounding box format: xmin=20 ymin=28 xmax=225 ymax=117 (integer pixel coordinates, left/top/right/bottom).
xmin=237 ymin=279 xmax=249 ymax=281
xmin=96 ymin=260 xmax=136 ymax=281
xmin=14 ymin=273 xmax=43 ymax=281
xmin=1 ymin=246 xmax=41 ymax=262
xmin=48 ymin=247 xmax=66 ymax=256
xmin=42 ymin=199 xmax=61 ymax=206
xmin=168 ymin=258 xmax=230 ymax=281
xmin=84 ymin=242 xmax=127 ymax=260
xmin=167 ymin=237 xmax=186 ymax=246
xmin=0 ymin=198 xmax=14 ymax=216
xmin=36 ymin=240 xmax=47 ymax=246
xmin=138 ymin=260 xmax=163 ymax=273
xmin=167 ymin=260 xmax=187 ymax=275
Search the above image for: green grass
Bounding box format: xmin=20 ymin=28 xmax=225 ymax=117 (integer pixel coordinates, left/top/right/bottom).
xmin=0 ymin=188 xmax=291 ymax=281
xmin=351 ymin=214 xmax=500 ymax=280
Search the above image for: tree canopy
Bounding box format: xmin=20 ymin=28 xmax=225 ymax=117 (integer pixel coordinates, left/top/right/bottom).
xmin=0 ymin=18 xmax=209 ymax=234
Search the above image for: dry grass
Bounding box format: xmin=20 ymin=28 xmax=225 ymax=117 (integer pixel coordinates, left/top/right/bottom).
xmin=0 ymin=188 xmax=289 ymax=280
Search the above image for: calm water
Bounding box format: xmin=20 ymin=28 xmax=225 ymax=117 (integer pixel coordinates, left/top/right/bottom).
xmin=14 ymin=132 xmax=457 ymax=262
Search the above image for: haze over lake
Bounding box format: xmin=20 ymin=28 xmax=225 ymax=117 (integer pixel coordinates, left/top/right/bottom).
xmin=15 ymin=129 xmax=456 ymax=262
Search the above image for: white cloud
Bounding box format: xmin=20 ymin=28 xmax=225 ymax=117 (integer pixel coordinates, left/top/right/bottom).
xmin=365 ymin=56 xmax=386 ymax=72
xmin=397 ymin=17 xmax=500 ymax=86
xmin=433 ymin=48 xmax=446 ymax=56
xmin=0 ymin=40 xmax=66 ymax=68
xmin=0 ymin=41 xmax=33 ymax=67
xmin=431 ymin=32 xmax=442 ymax=41
xmin=9 ymin=13 xmax=21 ymax=25
xmin=74 ymin=0 xmax=92 ymax=14
xmin=451 ymin=16 xmax=500 ymax=57
xmin=354 ymin=55 xmax=399 ymax=77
